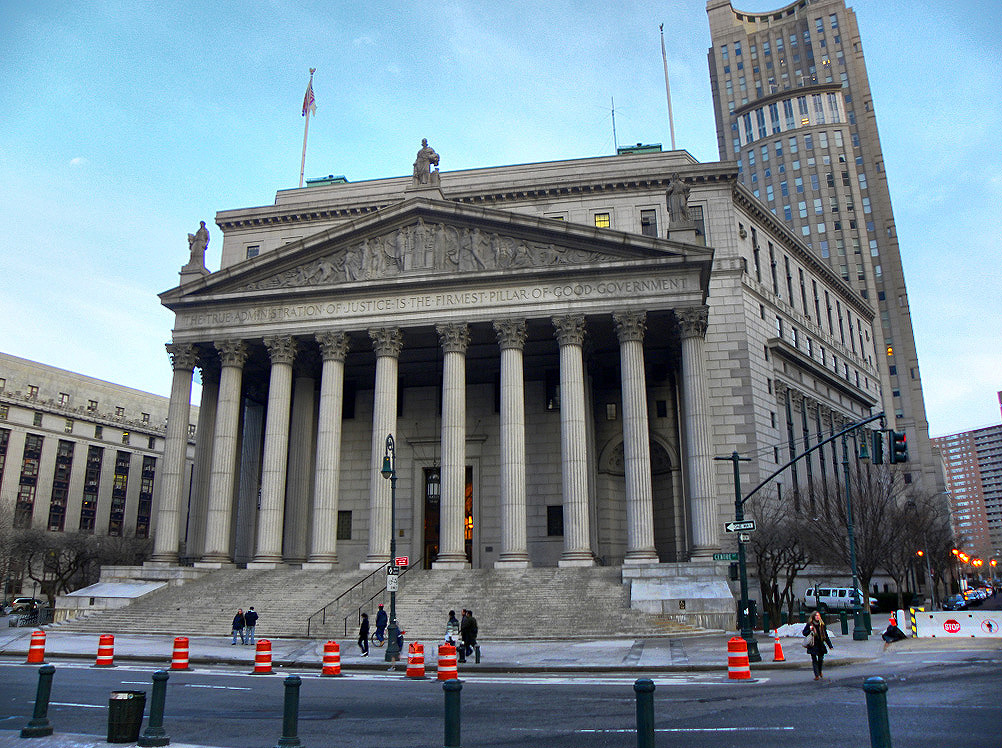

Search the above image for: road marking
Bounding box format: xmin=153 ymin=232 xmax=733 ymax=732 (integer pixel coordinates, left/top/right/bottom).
xmin=185 ymin=684 xmax=252 ymax=691
xmin=576 ymin=727 xmax=795 ymax=733
xmin=50 ymin=702 xmax=104 ymax=709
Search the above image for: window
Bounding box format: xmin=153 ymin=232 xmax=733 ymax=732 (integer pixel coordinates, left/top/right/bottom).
xmin=135 ymin=455 xmax=156 ymax=538
xmin=88 ymin=400 xmax=98 ymax=412
xmin=115 ymin=406 xmax=125 ymax=418
xmin=0 ymin=377 xmax=5 ymax=391
xmin=640 ymin=209 xmax=658 ymax=237
xmin=95 ymin=425 xmax=103 ymax=439
xmin=593 ymin=213 xmax=611 ymax=228
xmin=246 ymin=245 xmax=260 ymax=259
xmin=64 ymin=419 xmax=73 ymax=433
xmin=33 ymin=412 xmax=43 ymax=427
xmin=108 ymin=450 xmax=131 ymax=536
xmin=0 ymin=405 xmax=7 ymax=420
xmin=337 ymin=510 xmax=352 ymax=540
xmin=122 ymin=431 xmax=130 ymax=445
xmin=28 ymin=385 xmax=39 ymax=399
xmin=148 ymin=436 xmax=156 ymax=450
xmin=58 ymin=392 xmax=69 ymax=406
xmin=547 ymin=505 xmax=564 ymax=536
xmin=141 ymin=412 xmax=150 ymax=425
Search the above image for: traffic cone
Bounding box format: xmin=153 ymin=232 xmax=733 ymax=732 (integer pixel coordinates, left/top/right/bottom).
xmin=773 ymin=632 xmax=786 ymax=662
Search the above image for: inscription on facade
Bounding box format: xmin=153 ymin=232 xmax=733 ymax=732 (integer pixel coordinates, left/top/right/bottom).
xmin=180 ymin=276 xmax=690 ymax=332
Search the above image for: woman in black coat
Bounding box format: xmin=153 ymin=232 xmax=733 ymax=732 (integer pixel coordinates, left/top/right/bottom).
xmin=358 ymin=612 xmax=370 ymax=657
xmin=803 ymin=610 xmax=834 ymax=680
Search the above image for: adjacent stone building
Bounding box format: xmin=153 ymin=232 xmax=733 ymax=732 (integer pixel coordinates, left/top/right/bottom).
xmin=0 ymin=352 xmax=197 ymax=595
xmin=152 ymin=146 xmax=880 ymax=578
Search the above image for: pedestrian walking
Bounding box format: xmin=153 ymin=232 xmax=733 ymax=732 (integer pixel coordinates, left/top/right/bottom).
xmin=231 ymin=608 xmax=246 ymax=645
xmin=244 ymin=606 xmax=259 ymax=645
xmin=375 ymin=603 xmax=388 ymax=646
xmin=459 ymin=608 xmax=478 ymax=663
xmin=445 ymin=609 xmax=460 ymax=646
xmin=802 ymin=610 xmax=834 ymax=680
xmin=358 ymin=612 xmax=370 ymax=657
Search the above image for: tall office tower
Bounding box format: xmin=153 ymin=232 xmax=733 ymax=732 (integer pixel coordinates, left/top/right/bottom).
xmin=707 ymin=0 xmax=943 ymax=493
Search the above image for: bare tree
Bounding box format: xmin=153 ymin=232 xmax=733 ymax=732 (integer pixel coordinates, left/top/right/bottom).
xmin=800 ymin=464 xmax=913 ymax=609
xmin=747 ymin=490 xmax=812 ymax=626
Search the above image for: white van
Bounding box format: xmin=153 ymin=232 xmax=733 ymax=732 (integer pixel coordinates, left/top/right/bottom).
xmin=804 ymin=586 xmax=878 ymax=611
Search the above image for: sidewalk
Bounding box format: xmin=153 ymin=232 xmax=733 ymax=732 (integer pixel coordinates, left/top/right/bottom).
xmin=0 ymin=625 xmax=931 ymax=674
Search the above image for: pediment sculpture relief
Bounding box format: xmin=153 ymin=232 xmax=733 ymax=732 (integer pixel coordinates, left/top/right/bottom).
xmin=238 ymin=219 xmax=624 ymax=291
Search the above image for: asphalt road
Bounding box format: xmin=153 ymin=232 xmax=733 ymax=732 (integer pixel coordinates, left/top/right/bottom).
xmin=1 ymin=643 xmax=1000 ymax=748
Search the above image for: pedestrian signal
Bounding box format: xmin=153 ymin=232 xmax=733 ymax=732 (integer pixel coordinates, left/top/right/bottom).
xmin=871 ymin=431 xmax=884 ymax=465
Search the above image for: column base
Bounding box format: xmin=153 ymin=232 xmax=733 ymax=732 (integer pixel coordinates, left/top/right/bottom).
xmin=246 ymin=561 xmax=282 ymax=570
xmin=193 ymin=561 xmax=237 ymax=570
xmin=558 ymin=553 xmax=596 ymax=568
xmin=689 ymin=547 xmax=721 ymax=559
xmin=494 ymin=559 xmax=532 ymax=569
xmin=623 ymin=550 xmax=659 ymax=566
xmin=146 ymin=557 xmax=178 ymax=566
xmin=301 ymin=561 xmax=338 ymax=571
xmin=432 ymin=558 xmax=471 ymax=569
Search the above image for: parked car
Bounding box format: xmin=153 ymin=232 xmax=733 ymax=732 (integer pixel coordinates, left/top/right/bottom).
xmin=5 ymin=597 xmax=42 ymax=615
xmin=943 ymin=594 xmax=967 ymax=611
xmin=804 ymin=586 xmax=879 ymax=612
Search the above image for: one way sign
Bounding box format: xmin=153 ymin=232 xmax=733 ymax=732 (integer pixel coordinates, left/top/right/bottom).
xmin=724 ymin=520 xmax=756 ymax=533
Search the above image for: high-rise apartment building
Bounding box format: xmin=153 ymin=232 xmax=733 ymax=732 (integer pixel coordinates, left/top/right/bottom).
xmin=933 ymin=424 xmax=1002 ymax=560
xmin=706 ymin=0 xmax=943 ymax=493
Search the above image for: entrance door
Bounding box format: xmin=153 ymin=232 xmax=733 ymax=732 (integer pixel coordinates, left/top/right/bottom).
xmin=423 ymin=465 xmax=474 ymax=567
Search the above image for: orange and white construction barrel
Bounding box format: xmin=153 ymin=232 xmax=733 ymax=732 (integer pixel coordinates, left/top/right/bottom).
xmin=94 ymin=634 xmax=115 ymax=667
xmin=252 ymin=639 xmax=273 ymax=674
xmin=727 ymin=636 xmax=751 ymax=680
xmin=321 ymin=640 xmax=341 ymax=676
xmin=26 ymin=630 xmax=46 ymax=664
xmin=170 ymin=636 xmax=191 ymax=671
xmin=437 ymin=643 xmax=458 ymax=681
xmin=406 ymin=641 xmax=426 ymax=679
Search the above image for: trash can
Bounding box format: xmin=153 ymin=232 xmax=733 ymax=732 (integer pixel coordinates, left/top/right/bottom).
xmin=108 ymin=690 xmax=146 ymax=743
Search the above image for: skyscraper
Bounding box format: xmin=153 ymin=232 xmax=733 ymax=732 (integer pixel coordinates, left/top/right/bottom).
xmin=706 ymin=0 xmax=943 ymax=493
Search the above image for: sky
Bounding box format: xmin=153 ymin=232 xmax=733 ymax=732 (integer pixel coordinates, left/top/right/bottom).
xmin=1 ymin=0 xmax=1000 ymax=437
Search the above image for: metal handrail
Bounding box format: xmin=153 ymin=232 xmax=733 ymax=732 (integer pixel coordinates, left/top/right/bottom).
xmin=343 ymin=556 xmax=424 ymax=638
xmin=305 ymin=564 xmax=386 ymax=638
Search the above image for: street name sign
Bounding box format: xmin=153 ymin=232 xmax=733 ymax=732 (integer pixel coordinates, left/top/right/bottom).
xmin=712 ymin=553 xmax=739 ymax=561
xmin=724 ymin=520 xmax=756 ymax=533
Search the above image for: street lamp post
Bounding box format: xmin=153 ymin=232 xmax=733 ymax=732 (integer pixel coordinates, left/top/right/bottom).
xmin=716 ymin=452 xmax=760 ymax=662
xmin=380 ymin=434 xmax=401 ymax=663
xmin=840 ymin=434 xmax=868 ymax=641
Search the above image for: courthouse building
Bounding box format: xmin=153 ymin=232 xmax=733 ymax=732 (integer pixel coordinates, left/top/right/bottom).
xmin=151 ymin=145 xmax=881 ymax=577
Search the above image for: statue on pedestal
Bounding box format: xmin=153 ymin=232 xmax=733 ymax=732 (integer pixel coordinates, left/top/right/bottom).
xmin=666 ymin=172 xmax=692 ymax=227
xmin=187 ymin=221 xmax=209 ymax=265
xmin=412 ymin=138 xmax=441 ymax=187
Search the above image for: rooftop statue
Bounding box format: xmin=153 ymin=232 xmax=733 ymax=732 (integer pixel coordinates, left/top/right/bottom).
xmin=666 ymin=172 xmax=692 ymax=227
xmin=412 ymin=138 xmax=441 ymax=187
xmin=186 ymin=220 xmax=209 ymax=269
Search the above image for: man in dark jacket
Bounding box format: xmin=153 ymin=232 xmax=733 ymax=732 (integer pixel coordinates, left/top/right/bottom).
xmin=375 ymin=603 xmax=388 ymax=646
xmin=459 ymin=609 xmax=478 ymax=663
xmin=244 ymin=607 xmax=259 ymax=645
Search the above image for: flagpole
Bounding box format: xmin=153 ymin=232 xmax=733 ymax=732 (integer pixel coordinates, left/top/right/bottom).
xmin=299 ymin=68 xmax=316 ymax=188
xmin=660 ymin=24 xmax=676 ymax=151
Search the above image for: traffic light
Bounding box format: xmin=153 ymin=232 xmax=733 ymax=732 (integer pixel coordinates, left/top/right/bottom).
xmin=871 ymin=430 xmax=884 ymax=464
xmin=889 ymin=430 xmax=908 ymax=463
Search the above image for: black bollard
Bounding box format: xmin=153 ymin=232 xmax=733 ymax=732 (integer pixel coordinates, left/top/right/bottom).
xmin=275 ymin=674 xmax=302 ymax=748
xmin=840 ymin=611 xmax=849 ymax=635
xmin=634 ymin=679 xmax=655 ymax=748
xmin=474 ymin=644 xmax=481 ymax=664
xmin=863 ymin=677 xmax=892 ymax=748
xmin=137 ymin=670 xmax=170 ymax=747
xmin=443 ymin=679 xmax=462 ymax=748
xmin=21 ymin=664 xmax=55 ymax=738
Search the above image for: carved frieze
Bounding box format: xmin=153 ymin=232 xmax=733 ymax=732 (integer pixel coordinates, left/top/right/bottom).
xmin=237 ymin=220 xmax=624 ymax=292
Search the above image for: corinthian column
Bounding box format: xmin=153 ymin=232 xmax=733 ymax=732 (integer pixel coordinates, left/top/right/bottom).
xmin=198 ymin=340 xmax=248 ymax=566
xmin=493 ymin=319 xmax=530 ymax=568
xmin=249 ymin=336 xmax=297 ymax=567
xmin=363 ymin=328 xmax=403 ymax=568
xmin=677 ymin=306 xmax=719 ymax=557
xmin=305 ymin=330 xmax=350 ymax=569
xmin=553 ymin=315 xmax=595 ymax=567
xmin=434 ymin=322 xmax=471 ymax=568
xmin=614 ymin=311 xmax=658 ymax=564
xmin=151 ymin=342 xmax=198 ymax=564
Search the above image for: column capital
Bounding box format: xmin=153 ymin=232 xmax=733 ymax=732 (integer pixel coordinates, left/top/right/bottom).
xmin=369 ymin=327 xmax=404 ymax=357
xmin=774 ymin=380 xmax=790 ymax=400
xmin=493 ymin=318 xmax=527 ymax=350
xmin=264 ymin=336 xmax=297 ymax=365
xmin=166 ymin=342 xmax=198 ymax=371
xmin=436 ymin=322 xmax=470 ymax=354
xmin=198 ymin=357 xmax=221 ymax=385
xmin=214 ymin=340 xmax=248 ymax=367
xmin=316 ymin=330 xmax=350 ymax=361
xmin=675 ymin=306 xmax=709 ymax=340
xmin=552 ymin=314 xmax=586 ymax=347
xmin=613 ymin=311 xmax=647 ymax=344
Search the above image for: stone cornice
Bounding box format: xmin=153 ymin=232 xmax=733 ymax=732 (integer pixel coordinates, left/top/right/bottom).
xmin=767 ymin=336 xmax=879 ymax=409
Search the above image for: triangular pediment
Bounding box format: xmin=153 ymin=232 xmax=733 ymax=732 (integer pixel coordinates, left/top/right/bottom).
xmin=162 ymin=197 xmax=711 ymax=306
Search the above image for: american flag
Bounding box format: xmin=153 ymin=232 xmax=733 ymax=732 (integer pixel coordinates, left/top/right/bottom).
xmin=302 ymin=78 xmax=316 ymax=117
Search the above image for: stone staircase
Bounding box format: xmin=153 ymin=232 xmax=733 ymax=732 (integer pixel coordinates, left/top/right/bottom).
xmin=53 ymin=565 xmax=710 ymax=640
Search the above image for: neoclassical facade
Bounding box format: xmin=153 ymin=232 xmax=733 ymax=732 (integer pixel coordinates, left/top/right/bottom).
xmin=152 ymin=148 xmax=880 ymax=574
